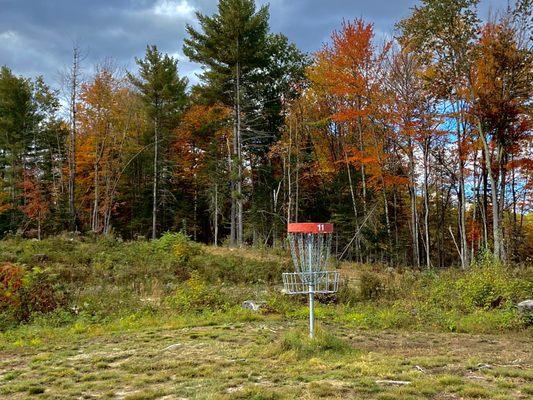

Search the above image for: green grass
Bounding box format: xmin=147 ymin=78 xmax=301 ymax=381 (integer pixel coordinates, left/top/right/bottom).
xmin=0 ymin=317 xmax=531 ymax=399
xmin=0 ymin=236 xmax=531 ymax=398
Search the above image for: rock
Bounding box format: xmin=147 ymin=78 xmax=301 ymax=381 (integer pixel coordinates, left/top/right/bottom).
xmin=161 ymin=343 xmax=181 ymax=352
xmin=376 ymin=380 xmax=411 ymax=386
xmin=414 ymin=365 xmax=426 ymax=373
xmin=242 ymin=300 xmax=263 ymax=311
xmin=517 ymin=300 xmax=533 ymax=315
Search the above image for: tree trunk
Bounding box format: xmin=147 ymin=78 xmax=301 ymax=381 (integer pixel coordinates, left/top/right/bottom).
xmin=228 ymin=131 xmax=236 ymax=246
xmin=286 ymin=150 xmax=290 ymax=225
xmin=477 ymin=121 xmax=503 ymax=261
xmin=497 ymin=145 xmax=506 ymax=261
xmin=480 ymin=151 xmax=489 ymax=249
xmin=236 ymin=61 xmax=243 ymax=246
xmin=453 ymin=102 xmax=469 ymax=269
xmin=68 ymin=46 xmax=81 ymax=232
xmin=423 ymin=136 xmax=431 ymax=268
xmin=152 ymin=118 xmax=158 ymax=240
xmin=356 ymin=97 xmax=367 ymax=213
xmin=343 ymin=127 xmax=358 ymax=222
xmin=214 ymin=183 xmax=218 ymax=246
xmin=92 ymin=162 xmax=99 ymax=232
xmin=408 ymin=138 xmax=420 ymax=268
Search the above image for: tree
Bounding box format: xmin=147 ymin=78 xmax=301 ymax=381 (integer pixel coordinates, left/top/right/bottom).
xmin=60 ymin=45 xmax=84 ymax=231
xmin=0 ymin=67 xmax=35 ymax=232
xmin=77 ymin=65 xmax=144 ymax=234
xmin=398 ymin=0 xmax=481 ymax=268
xmin=20 ymin=169 xmax=50 ymax=240
xmin=244 ymin=34 xmax=309 ymax=245
xmin=173 ymin=103 xmax=231 ymax=243
xmin=128 ymin=46 xmax=188 ymax=239
xmin=470 ymin=15 xmax=532 ymax=261
xmin=0 ymin=67 xmax=63 ymax=237
xmin=184 ymin=0 xmax=270 ymax=246
xmin=307 ymin=19 xmax=400 ymax=261
xmin=387 ymin=49 xmax=441 ymax=267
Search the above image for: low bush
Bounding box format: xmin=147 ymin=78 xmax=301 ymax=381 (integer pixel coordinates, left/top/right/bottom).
xmin=359 ymin=271 xmax=385 ymax=300
xmin=168 ymin=272 xmax=229 ymax=313
xmin=335 ymin=256 xmax=532 ymax=332
xmin=424 ymin=261 xmax=531 ymax=313
xmin=0 ymin=263 xmax=24 ymax=310
xmin=0 ymin=263 xmax=67 ymax=326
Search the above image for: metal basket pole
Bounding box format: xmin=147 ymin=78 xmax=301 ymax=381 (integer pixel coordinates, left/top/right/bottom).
xmin=307 ymin=233 xmax=315 ymax=338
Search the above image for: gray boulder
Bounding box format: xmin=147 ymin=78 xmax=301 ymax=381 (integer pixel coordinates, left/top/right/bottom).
xmin=517 ymin=300 xmax=533 ymax=315
xmin=242 ymin=300 xmax=263 ymax=311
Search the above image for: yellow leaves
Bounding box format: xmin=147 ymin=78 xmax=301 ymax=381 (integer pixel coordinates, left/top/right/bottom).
xmin=283 ymin=18 xmax=415 ymax=196
xmin=75 ymin=67 xmax=144 ymax=228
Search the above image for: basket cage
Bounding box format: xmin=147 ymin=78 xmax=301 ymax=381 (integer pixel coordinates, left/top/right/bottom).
xmin=288 ymin=232 xmax=332 ymax=274
xmin=284 ymin=229 xmax=339 ymax=295
xmin=282 ymin=270 xmax=339 ymax=294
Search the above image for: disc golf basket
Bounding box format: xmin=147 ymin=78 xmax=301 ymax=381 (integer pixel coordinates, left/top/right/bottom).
xmin=282 ymin=223 xmax=339 ymax=338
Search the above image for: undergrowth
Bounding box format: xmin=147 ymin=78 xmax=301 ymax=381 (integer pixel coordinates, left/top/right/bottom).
xmin=0 ymin=233 xmax=531 ymax=337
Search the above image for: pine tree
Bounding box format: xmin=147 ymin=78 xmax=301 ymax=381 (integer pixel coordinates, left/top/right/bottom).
xmin=184 ymin=0 xmax=270 ymax=246
xmin=128 ymin=46 xmax=188 ymax=239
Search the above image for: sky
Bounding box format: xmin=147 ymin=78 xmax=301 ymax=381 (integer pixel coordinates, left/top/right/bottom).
xmin=0 ymin=0 xmax=510 ymax=88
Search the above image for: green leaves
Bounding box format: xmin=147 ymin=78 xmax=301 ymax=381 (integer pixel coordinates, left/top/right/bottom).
xmin=129 ymin=45 xmax=188 ymax=122
xmin=184 ymin=0 xmax=269 ymax=71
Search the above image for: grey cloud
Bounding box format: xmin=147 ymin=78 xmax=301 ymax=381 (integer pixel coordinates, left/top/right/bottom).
xmin=0 ymin=0 xmax=510 ymax=88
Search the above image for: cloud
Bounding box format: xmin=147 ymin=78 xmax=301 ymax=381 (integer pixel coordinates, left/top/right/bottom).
xmin=0 ymin=30 xmax=17 ymax=41
xmin=153 ymin=0 xmax=196 ymax=18
xmin=0 ymin=0 xmax=511 ymax=90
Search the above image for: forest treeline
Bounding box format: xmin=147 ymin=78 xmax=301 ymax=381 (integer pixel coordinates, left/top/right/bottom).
xmin=0 ymin=0 xmax=531 ymax=267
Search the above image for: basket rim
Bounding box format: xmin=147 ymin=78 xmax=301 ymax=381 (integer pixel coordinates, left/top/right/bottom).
xmin=287 ymin=222 xmax=333 ymax=234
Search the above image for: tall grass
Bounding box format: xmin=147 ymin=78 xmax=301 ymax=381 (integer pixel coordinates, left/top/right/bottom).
xmin=1 ymin=234 xmax=531 ymax=334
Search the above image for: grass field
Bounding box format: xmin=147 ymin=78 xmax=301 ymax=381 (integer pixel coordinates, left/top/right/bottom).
xmin=1 ymin=315 xmax=532 ymax=399
xmin=1 ymin=235 xmax=531 ymax=399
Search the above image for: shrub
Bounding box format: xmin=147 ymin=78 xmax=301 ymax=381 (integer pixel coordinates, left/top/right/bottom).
xmin=168 ymin=273 xmax=230 ymax=313
xmin=187 ymin=251 xmax=285 ymax=284
xmin=0 ymin=264 xmax=66 ymax=326
xmin=0 ymin=263 xmax=25 ymax=310
xmin=335 ymin=279 xmax=359 ymax=305
xmin=456 ymin=264 xmax=524 ymax=311
xmin=72 ymin=285 xmax=151 ymax=323
xmin=359 ymin=271 xmax=385 ymax=300
xmin=425 ymin=262 xmax=532 ymax=313
xmin=169 ymin=232 xmax=203 ymax=262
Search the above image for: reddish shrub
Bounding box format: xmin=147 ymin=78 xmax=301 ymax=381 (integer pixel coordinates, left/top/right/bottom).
xmin=1 ymin=263 xmax=64 ymax=322
xmin=0 ymin=263 xmax=25 ymax=310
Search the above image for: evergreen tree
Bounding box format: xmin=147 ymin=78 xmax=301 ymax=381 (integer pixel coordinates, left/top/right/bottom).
xmin=184 ymin=0 xmax=308 ymax=246
xmin=184 ymin=0 xmax=270 ymax=246
xmin=128 ymin=46 xmax=188 ymax=239
xmin=0 ymin=67 xmax=65 ymax=237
